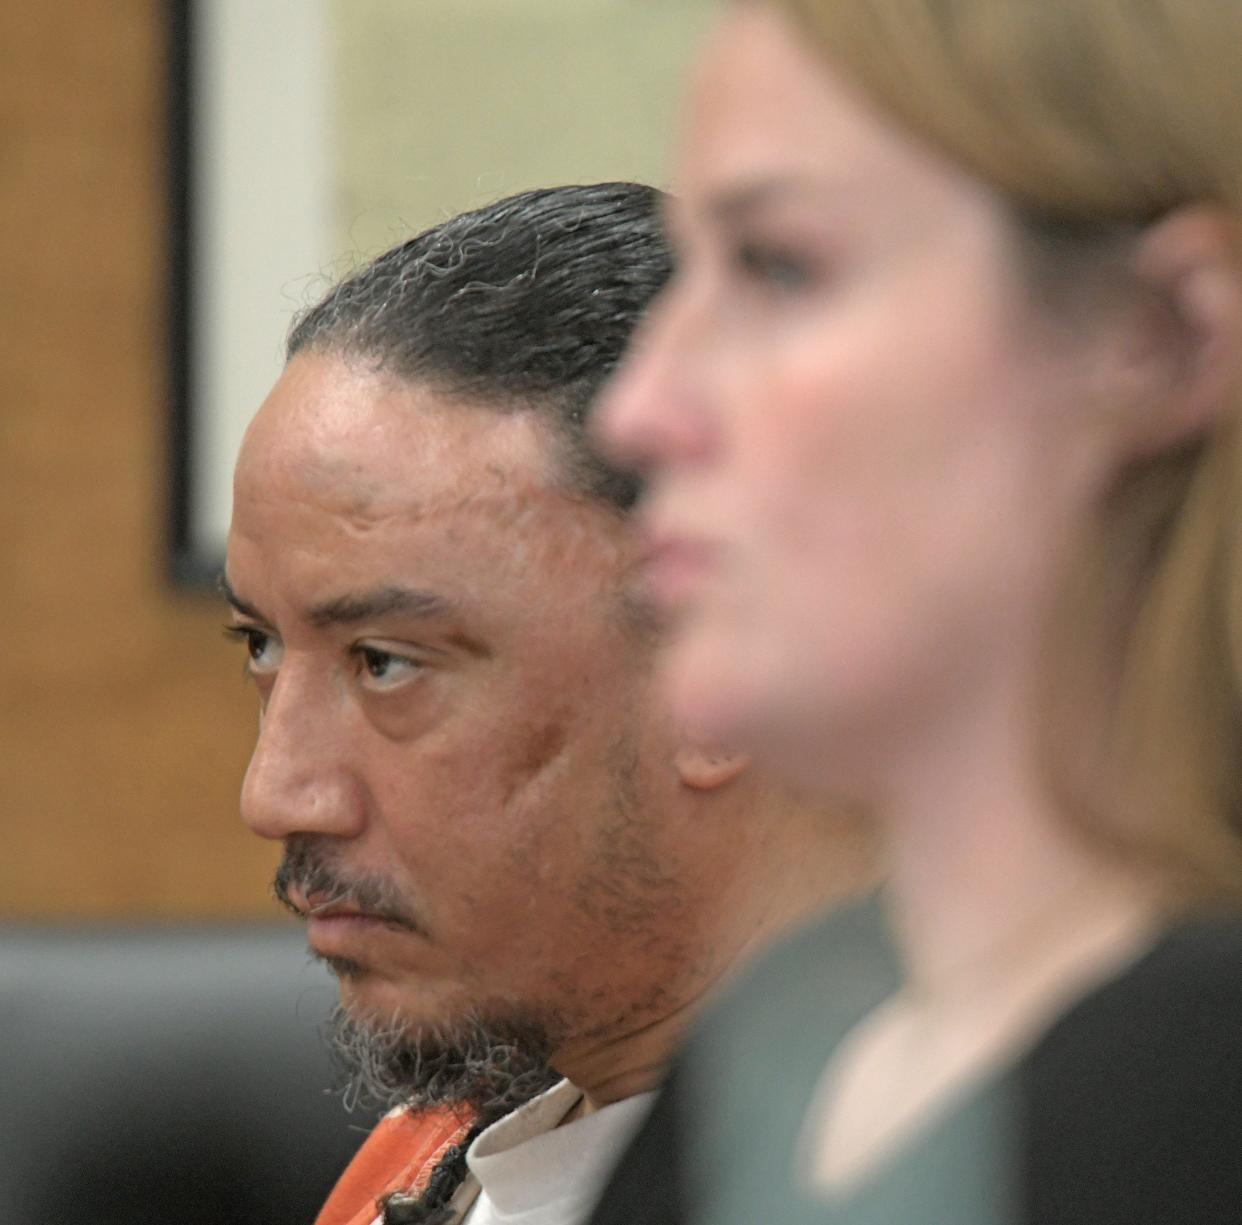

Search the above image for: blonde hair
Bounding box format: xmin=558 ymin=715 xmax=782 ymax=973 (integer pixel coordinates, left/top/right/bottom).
xmin=775 ymin=0 xmax=1242 ymax=903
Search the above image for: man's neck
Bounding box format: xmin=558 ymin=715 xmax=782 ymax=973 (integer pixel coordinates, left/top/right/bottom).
xmin=550 ymin=798 xmax=877 ymax=1110
xmin=550 ymin=991 xmax=702 ymax=1111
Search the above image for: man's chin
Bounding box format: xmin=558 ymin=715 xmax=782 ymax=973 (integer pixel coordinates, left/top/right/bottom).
xmin=330 ymin=965 xmax=467 ymax=1036
xmin=320 ymin=952 xmax=368 ymax=981
xmin=326 ymin=1002 xmax=563 ymax=1125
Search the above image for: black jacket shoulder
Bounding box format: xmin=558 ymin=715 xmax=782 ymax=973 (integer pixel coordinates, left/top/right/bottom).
xmin=1020 ymin=915 xmax=1242 ymax=1225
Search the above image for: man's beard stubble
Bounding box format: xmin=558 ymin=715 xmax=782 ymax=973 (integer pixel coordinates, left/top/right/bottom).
xmin=274 ymin=836 xmax=561 ymax=1125
xmin=326 ymin=1004 xmax=561 ymax=1126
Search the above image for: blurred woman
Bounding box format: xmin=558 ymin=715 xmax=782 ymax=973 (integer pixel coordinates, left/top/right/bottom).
xmin=594 ymin=1 xmax=1242 ymax=1221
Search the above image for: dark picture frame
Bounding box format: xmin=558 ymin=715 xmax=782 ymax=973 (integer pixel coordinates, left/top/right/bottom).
xmin=167 ymin=0 xmax=205 ymax=587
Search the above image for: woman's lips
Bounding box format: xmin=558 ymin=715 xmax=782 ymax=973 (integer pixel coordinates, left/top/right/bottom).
xmin=642 ymin=533 xmax=718 ymax=610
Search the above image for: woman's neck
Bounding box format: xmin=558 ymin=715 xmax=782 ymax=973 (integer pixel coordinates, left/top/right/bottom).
xmin=876 ymin=688 xmax=1151 ymax=991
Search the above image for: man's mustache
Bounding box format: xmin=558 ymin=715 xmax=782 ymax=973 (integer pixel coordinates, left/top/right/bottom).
xmin=273 ymin=836 xmax=428 ymax=937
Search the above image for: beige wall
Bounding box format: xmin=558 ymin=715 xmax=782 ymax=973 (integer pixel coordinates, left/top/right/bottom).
xmin=0 ymin=1 xmax=278 ymax=918
xmin=331 ymin=0 xmax=714 ymax=258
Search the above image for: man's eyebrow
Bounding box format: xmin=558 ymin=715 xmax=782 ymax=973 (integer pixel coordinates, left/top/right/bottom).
xmin=305 ymin=586 xmax=456 ymax=629
xmin=218 ymin=574 xmax=459 ymax=632
xmin=218 ymin=573 xmax=266 ymax=622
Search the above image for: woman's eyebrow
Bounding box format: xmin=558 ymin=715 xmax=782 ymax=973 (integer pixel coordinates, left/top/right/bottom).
xmin=705 ymin=174 xmax=840 ymax=225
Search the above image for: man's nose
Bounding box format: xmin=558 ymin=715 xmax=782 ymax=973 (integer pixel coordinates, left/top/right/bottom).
xmin=240 ymin=666 xmax=366 ymax=843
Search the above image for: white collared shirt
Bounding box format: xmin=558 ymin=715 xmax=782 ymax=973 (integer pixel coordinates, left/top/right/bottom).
xmin=461 ymin=1078 xmax=656 ymax=1225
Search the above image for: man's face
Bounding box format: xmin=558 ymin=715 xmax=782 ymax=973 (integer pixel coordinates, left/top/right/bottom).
xmin=226 ymin=352 xmax=697 ymax=1053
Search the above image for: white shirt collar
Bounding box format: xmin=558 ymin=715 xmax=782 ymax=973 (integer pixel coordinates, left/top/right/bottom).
xmin=465 ymin=1078 xmax=656 ymax=1222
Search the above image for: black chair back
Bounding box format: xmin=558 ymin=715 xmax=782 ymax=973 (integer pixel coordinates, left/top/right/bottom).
xmin=0 ymin=924 xmax=366 ymax=1225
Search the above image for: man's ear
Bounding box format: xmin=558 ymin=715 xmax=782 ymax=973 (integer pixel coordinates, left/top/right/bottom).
xmin=1111 ymin=206 xmax=1242 ymax=456
xmin=674 ymin=744 xmax=751 ymax=791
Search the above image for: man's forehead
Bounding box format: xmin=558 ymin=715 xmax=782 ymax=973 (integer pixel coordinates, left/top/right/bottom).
xmin=228 ymin=355 xmax=642 ymax=617
xmin=236 ymin=353 xmax=561 ymax=516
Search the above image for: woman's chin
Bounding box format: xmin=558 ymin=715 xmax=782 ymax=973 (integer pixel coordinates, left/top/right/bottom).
xmin=664 ymin=621 xmax=864 ymax=793
xmin=663 ymin=624 xmax=769 ymax=751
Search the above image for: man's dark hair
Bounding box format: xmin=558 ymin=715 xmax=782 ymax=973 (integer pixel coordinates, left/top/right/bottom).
xmin=287 ymin=182 xmax=672 ymax=511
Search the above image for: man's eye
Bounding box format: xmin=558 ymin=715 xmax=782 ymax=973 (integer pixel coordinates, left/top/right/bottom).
xmin=355 ymin=646 xmax=422 ymax=690
xmin=224 ymin=625 xmax=283 ymax=674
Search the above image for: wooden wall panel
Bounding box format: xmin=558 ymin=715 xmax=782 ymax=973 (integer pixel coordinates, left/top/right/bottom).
xmin=0 ymin=1 xmax=281 ymax=917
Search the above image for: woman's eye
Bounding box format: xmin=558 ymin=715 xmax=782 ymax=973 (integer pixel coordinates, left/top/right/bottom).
xmin=225 ymin=626 xmax=283 ymax=675
xmin=734 ymin=240 xmax=818 ymax=292
xmin=356 ymin=647 xmax=422 ymax=690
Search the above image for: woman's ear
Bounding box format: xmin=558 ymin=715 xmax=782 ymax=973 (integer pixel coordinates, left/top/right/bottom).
xmin=1114 ymin=206 xmax=1242 ymax=456
xmin=674 ymin=744 xmax=751 ymax=791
